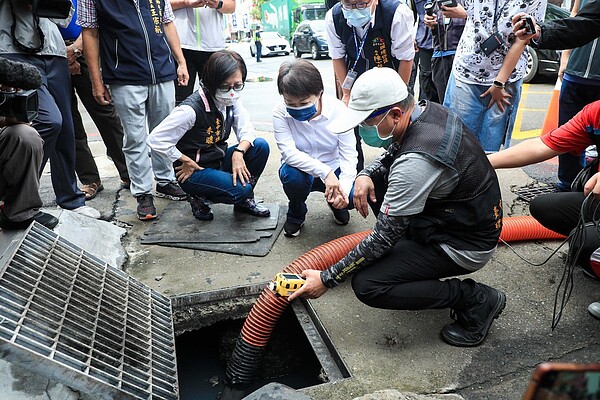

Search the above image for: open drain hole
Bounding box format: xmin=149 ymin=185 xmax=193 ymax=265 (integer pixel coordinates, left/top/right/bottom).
xmin=172 ymin=284 xmax=351 ymax=399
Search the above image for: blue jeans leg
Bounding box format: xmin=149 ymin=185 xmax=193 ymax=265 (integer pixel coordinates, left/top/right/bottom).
xmin=444 ymin=74 xmax=522 ymax=153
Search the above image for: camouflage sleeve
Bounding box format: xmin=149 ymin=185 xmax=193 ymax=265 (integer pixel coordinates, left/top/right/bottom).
xmin=320 ymin=213 xmax=410 ymax=288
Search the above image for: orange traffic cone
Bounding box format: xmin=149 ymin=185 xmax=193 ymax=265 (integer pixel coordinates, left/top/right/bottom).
xmin=541 ymin=78 xmax=561 ymax=135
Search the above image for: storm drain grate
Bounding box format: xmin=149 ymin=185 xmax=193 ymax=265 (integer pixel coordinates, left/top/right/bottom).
xmin=0 ymin=222 xmax=178 ymax=399
xmin=513 ymin=184 xmax=556 ymax=202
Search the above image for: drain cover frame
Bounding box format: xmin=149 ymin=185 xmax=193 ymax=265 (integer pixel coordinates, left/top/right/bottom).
xmin=0 ymin=222 xmax=179 ymax=400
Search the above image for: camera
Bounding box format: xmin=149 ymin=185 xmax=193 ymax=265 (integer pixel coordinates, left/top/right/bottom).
xmin=424 ymin=0 xmax=435 ymax=16
xmin=438 ymin=0 xmax=457 ymax=7
xmin=0 ymin=90 xmax=39 ymax=123
xmin=521 ymin=15 xmax=536 ymax=35
xmin=0 ymin=57 xmax=42 ymax=123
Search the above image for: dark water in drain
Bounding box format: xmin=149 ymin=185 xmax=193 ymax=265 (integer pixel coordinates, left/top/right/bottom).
xmin=176 ymin=308 xmax=323 ymax=399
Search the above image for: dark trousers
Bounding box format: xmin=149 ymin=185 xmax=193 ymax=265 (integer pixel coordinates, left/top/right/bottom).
xmin=351 ymin=239 xmax=472 ymax=310
xmin=0 ymin=124 xmax=44 ymax=221
xmin=407 ymin=50 xmax=419 ymax=96
xmin=175 ymin=49 xmax=215 ymax=105
xmin=71 ymin=56 xmax=129 ymax=184
xmin=431 ymin=55 xmax=454 ymax=104
xmin=255 ymin=42 xmax=262 ymax=61
xmin=417 ymin=48 xmax=439 ymax=103
xmin=530 ymin=192 xmax=600 ymax=272
xmin=7 ymin=54 xmax=85 ymax=209
xmin=556 ymin=80 xmax=600 ymax=191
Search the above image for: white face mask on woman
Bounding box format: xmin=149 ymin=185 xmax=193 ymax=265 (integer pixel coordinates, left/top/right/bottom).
xmin=214 ymin=88 xmax=241 ymax=106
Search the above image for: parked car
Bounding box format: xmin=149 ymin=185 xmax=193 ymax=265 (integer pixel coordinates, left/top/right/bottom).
xmin=523 ymin=3 xmax=570 ymax=83
xmin=250 ymin=31 xmax=290 ymax=57
xmin=292 ymin=19 xmax=329 ymax=60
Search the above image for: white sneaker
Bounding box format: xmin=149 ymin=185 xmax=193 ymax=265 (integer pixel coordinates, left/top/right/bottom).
xmin=588 ymin=302 xmax=600 ymax=319
xmin=68 ymin=205 xmax=101 ymax=219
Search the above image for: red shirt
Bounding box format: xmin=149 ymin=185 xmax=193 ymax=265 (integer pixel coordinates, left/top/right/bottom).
xmin=541 ymin=100 xmax=600 ymax=156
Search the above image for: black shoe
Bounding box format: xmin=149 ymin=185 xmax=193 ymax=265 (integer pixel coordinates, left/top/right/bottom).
xmin=440 ymin=280 xmax=506 ymax=347
xmin=0 ymin=211 xmax=59 ymax=230
xmin=155 ymin=182 xmax=187 ymax=201
xmin=234 ymin=198 xmax=270 ymax=217
xmin=136 ymin=194 xmax=157 ymax=220
xmin=283 ymin=220 xmax=304 ymax=237
xmin=188 ymin=195 xmax=213 ymax=221
xmin=330 ymin=206 xmax=350 ymax=225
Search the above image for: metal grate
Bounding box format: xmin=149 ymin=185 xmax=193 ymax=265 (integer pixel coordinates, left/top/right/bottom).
xmin=513 ymin=184 xmax=556 ymax=203
xmin=0 ymin=222 xmax=179 ymax=399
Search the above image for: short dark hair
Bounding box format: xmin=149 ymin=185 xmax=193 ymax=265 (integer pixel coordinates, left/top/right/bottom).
xmin=277 ymin=59 xmax=324 ymax=98
xmin=201 ymin=50 xmax=247 ymax=98
xmin=398 ymin=93 xmax=414 ymax=110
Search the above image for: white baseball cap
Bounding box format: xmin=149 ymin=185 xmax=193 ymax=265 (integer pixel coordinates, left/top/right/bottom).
xmin=328 ymin=67 xmax=409 ymax=134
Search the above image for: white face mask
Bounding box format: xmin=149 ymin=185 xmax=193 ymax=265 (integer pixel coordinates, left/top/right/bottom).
xmin=215 ymin=89 xmax=241 ymax=106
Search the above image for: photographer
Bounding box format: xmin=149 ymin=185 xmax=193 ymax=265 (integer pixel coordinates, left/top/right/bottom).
xmin=0 ymin=58 xmax=58 ymax=230
xmin=0 ymin=0 xmax=100 ymax=219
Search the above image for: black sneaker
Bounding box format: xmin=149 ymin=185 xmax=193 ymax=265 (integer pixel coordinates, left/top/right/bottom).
xmin=234 ymin=198 xmax=270 ymax=217
xmin=440 ymin=281 xmax=506 ymax=347
xmin=155 ymin=182 xmax=187 ymax=201
xmin=136 ymin=194 xmax=157 ymax=220
xmin=0 ymin=211 xmax=59 ymax=230
xmin=188 ymin=195 xmax=213 ymax=221
xmin=331 ymin=207 xmax=350 ymax=225
xmin=283 ymin=220 xmax=304 ymax=237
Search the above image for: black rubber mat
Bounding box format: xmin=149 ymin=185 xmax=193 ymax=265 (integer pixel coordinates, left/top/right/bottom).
xmin=142 ymin=202 xmax=285 ymax=256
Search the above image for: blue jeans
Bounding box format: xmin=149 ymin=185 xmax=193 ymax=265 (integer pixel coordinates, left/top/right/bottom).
xmin=444 ymin=74 xmax=522 ymax=153
xmin=279 ymin=163 xmax=354 ymax=224
xmin=180 ymin=138 xmax=269 ymax=204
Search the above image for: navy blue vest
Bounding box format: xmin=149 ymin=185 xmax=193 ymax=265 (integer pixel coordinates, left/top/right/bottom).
xmin=332 ymin=0 xmax=401 ymax=75
xmin=94 ymin=0 xmax=176 ymax=85
xmin=176 ymin=88 xmax=233 ymax=170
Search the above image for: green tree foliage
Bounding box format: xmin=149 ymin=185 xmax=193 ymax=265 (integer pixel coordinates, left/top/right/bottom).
xmin=251 ymin=0 xmax=270 ymax=23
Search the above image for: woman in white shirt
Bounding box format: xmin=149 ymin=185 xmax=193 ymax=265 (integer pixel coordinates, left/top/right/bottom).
xmin=149 ymin=50 xmax=270 ymax=221
xmin=273 ymin=59 xmax=358 ymax=237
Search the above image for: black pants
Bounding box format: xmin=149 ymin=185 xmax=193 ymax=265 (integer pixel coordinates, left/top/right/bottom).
xmin=175 ymin=49 xmax=215 ymax=105
xmin=556 ymin=80 xmax=600 ymax=191
xmin=417 ymin=48 xmax=439 ymax=103
xmin=530 ymin=192 xmax=600 ymax=272
xmin=71 ymin=56 xmax=129 ymax=184
xmin=431 ymin=55 xmax=454 ymax=104
xmin=352 ymin=174 xmax=478 ymax=311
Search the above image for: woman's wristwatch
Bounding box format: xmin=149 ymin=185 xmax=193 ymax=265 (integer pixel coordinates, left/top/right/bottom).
xmin=492 ymin=80 xmax=506 ymax=89
xmin=233 ymin=147 xmax=246 ymax=154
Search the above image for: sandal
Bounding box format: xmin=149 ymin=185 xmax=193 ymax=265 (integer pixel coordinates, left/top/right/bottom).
xmin=81 ymin=182 xmax=104 ymax=200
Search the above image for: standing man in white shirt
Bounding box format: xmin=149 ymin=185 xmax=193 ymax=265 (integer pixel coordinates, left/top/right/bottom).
xmin=325 ymin=0 xmax=415 ymax=172
xmin=170 ymin=0 xmax=236 ymax=104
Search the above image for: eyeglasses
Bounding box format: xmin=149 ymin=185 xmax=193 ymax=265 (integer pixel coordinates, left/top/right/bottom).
xmin=217 ymin=82 xmax=245 ymax=92
xmin=341 ymin=0 xmax=371 ymax=10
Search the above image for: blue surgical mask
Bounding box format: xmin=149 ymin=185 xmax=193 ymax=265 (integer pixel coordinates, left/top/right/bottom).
xmin=359 ymin=125 xmax=391 ymax=148
xmin=342 ymin=8 xmax=372 ymax=28
xmin=287 ymin=103 xmax=317 ymax=121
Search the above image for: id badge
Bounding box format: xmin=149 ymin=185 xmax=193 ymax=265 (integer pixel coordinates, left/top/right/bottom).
xmin=480 ymin=32 xmax=504 ymax=56
xmin=342 ymin=69 xmax=358 ymax=90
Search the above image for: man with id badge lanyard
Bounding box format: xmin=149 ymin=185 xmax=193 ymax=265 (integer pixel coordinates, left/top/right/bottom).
xmin=443 ymin=0 xmax=546 ymax=153
xmin=325 ymin=0 xmax=415 ymax=171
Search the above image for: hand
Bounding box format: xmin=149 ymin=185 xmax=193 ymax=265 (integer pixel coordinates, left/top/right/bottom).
xmin=481 ymin=85 xmax=512 ymax=112
xmin=177 ymin=64 xmax=189 ymax=87
xmin=353 ymin=175 xmax=376 ymax=218
xmin=329 ymin=192 xmax=349 ymax=210
xmin=287 ymin=270 xmax=328 ymax=301
xmin=424 ymin=14 xmax=437 ymax=28
xmin=583 ymin=173 xmax=600 ymax=199
xmin=66 ymin=45 xmax=78 ymax=64
xmin=92 ymin=81 xmax=111 ymax=105
xmin=185 ymin=0 xmax=203 ymax=6
xmin=231 ymin=151 xmax=251 ymax=186
xmin=440 ymin=3 xmax=467 ymax=19
xmin=341 ymin=91 xmax=350 ymax=106
xmin=175 ymin=158 xmax=202 ymax=183
xmin=68 ymin=60 xmax=81 ymax=75
xmin=324 ymin=171 xmax=343 ymax=203
xmin=511 ymin=13 xmax=540 ymax=42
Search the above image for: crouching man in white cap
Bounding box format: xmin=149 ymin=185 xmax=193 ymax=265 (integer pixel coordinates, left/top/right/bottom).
xmin=289 ymin=67 xmax=506 ymax=347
